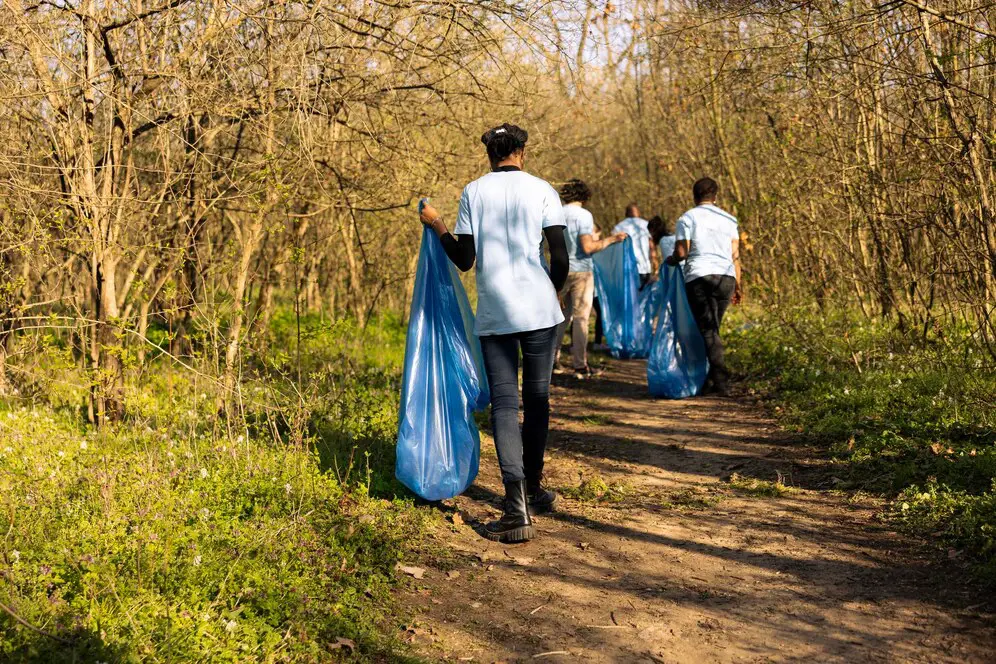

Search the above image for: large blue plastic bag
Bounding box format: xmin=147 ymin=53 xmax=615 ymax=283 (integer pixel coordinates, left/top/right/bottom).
xmin=592 ymin=238 xmax=654 ymax=358
xmin=396 ymin=227 xmax=489 ymax=500
xmin=647 ymin=264 xmax=709 ymax=398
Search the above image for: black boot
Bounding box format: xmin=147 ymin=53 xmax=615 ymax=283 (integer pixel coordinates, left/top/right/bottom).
xmin=484 ymin=480 xmax=535 ymax=543
xmin=527 ymin=475 xmax=559 ymax=515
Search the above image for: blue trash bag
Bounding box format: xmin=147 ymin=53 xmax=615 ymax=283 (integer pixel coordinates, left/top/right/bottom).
xmin=396 ymin=227 xmax=489 ymax=501
xmin=592 ymin=237 xmax=654 ymax=358
xmin=647 ymin=264 xmax=709 ymax=398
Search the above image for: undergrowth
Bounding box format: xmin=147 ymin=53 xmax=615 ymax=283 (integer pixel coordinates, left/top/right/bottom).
xmin=726 ymin=306 xmax=996 ymax=580
xmin=0 ymin=312 xmax=435 ymax=661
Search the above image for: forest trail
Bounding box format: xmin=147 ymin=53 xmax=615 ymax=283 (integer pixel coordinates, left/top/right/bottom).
xmin=404 ymin=358 xmax=996 ymax=663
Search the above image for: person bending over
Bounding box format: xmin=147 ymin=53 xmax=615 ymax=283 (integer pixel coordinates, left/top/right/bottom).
xmin=666 ymin=177 xmax=742 ymax=396
xmin=613 ymin=203 xmax=656 ymax=288
xmin=419 ymin=123 xmax=567 ymax=543
xmin=555 ymin=178 xmax=626 ymax=379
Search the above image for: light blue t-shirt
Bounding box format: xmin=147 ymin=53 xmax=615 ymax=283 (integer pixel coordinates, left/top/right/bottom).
xmin=612 ymin=217 xmax=652 ymax=274
xmin=454 ymin=170 xmax=566 ymax=336
xmin=675 ymin=204 xmax=738 ymax=282
xmin=564 ymin=204 xmax=595 ymax=273
xmin=658 ymin=235 xmax=676 ymax=262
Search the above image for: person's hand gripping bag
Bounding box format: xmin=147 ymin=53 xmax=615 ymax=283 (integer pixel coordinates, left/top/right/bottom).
xmin=592 ymin=237 xmax=652 ymax=358
xmin=396 ymin=224 xmax=489 ymax=501
xmin=647 ymin=264 xmax=709 ymax=398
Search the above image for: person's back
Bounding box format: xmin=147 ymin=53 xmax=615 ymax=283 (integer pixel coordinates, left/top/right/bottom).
xmin=612 ymin=203 xmax=653 ymax=279
xmin=676 ymin=204 xmax=737 ymax=282
xmin=668 ymin=177 xmax=742 ymax=396
xmin=457 ymin=170 xmax=564 ymax=336
xmin=564 ymin=205 xmax=595 ymax=273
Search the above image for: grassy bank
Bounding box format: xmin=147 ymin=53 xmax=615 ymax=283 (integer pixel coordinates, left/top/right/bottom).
xmin=726 ymin=306 xmax=996 ymax=579
xmin=1 ymin=313 xmax=434 ymax=662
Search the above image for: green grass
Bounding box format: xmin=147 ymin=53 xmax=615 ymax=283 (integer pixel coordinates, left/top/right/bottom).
xmin=726 ymin=472 xmax=795 ymax=498
xmin=559 ymin=475 xmax=629 ymax=503
xmin=581 ymin=413 xmax=614 ymax=427
xmin=0 ymin=311 xmax=437 ymax=662
xmin=726 ymin=305 xmax=996 ymax=579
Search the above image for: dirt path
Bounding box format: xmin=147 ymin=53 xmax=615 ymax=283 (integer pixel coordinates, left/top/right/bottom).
xmin=402 ymin=359 xmax=996 ymax=663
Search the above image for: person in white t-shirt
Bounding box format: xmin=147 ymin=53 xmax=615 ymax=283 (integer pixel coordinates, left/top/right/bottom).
xmin=666 ymin=177 xmax=742 ymax=396
xmin=649 ymin=215 xmax=676 ymax=262
xmin=612 ymin=203 xmax=656 ymax=287
xmin=420 ymin=123 xmax=567 ymax=544
xmin=554 ymin=179 xmax=627 ymax=378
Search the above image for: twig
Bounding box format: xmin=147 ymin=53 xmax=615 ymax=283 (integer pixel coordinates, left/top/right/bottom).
xmin=529 ymin=603 xmax=546 ymax=615
xmin=533 ymin=652 xmax=571 ymax=659
xmin=0 ymin=599 xmax=74 ymax=645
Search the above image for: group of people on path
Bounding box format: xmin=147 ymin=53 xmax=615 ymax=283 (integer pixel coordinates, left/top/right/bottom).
xmin=418 ymin=123 xmax=742 ymax=544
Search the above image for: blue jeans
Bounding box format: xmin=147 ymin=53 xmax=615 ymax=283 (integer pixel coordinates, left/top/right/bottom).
xmin=480 ymin=325 xmax=559 ymax=483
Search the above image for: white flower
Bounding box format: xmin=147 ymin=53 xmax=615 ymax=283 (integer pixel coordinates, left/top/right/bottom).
xmin=10 ymin=550 xmax=19 ymax=562
xmin=193 ymin=555 xmax=202 ymax=567
xmin=224 ymin=619 xmax=237 ymax=633
xmin=200 ymin=468 xmax=208 ymax=479
xmin=79 ymin=441 xmax=88 ymax=450
xmin=843 ymin=388 xmax=850 ymax=395
xmin=2 ymin=446 xmax=11 ymax=454
xmin=237 ymin=435 xmax=244 ymax=443
xmin=57 ymin=450 xmax=65 ymax=458
xmin=284 ymin=483 xmax=292 ymax=495
xmin=199 ymin=508 xmax=210 ymax=521
xmin=200 ymin=393 xmax=207 ymax=400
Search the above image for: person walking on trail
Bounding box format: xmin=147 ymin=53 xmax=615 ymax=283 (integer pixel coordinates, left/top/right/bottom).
xmin=419 ymin=123 xmax=566 ymax=544
xmin=666 ymin=177 xmax=742 ymax=396
xmin=554 ymin=179 xmax=627 ymax=380
xmin=649 ymin=215 xmax=677 ymax=263
xmin=613 ymin=203 xmax=656 ymax=288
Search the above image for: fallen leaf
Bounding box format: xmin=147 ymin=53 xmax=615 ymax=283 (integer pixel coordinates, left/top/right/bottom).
xmin=451 ymin=512 xmax=465 ymax=526
xmin=577 ymin=542 xmax=590 ymax=551
xmin=446 ymin=570 xmax=461 ymax=579
xmin=330 ymin=637 xmax=355 ymax=650
xmin=396 ymin=564 xmax=425 ymax=579
xmin=471 ymin=601 xmax=482 ymax=608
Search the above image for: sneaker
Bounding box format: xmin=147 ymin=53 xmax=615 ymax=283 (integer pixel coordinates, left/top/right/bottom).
xmin=552 ymin=364 xmax=568 ymax=376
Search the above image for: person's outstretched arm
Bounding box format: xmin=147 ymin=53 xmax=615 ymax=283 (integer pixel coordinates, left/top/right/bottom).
xmin=544 ymin=225 xmax=568 ymax=292
xmin=579 ymin=231 xmax=626 ymax=255
xmin=420 ymin=203 xmax=475 ymax=272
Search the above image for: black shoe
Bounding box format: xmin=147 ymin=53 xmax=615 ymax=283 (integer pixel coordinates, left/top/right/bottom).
xmin=526 ymin=476 xmax=559 ymax=515
xmin=484 ymin=480 xmax=535 ymax=543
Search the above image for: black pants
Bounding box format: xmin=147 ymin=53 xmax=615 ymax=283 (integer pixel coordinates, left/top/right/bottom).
xmin=593 ymin=297 xmax=603 ymax=345
xmin=479 ymin=325 xmax=559 ymax=483
xmin=686 ymin=275 xmax=736 ymax=388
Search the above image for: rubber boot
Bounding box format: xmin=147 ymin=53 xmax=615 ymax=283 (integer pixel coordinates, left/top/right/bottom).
xmin=527 ymin=475 xmax=559 ymax=515
xmin=484 ymin=480 xmax=535 ymax=543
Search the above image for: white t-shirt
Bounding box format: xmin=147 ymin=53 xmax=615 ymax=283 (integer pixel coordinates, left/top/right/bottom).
xmin=658 ymin=235 xmax=676 ymax=263
xmin=564 ymin=204 xmax=595 ymax=273
xmin=454 ymin=170 xmax=566 ymax=336
xmin=612 ymin=217 xmax=652 ymax=274
xmin=675 ymin=204 xmax=738 ymax=282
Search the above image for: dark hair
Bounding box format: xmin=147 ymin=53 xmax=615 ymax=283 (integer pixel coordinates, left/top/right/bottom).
xmin=560 ymin=178 xmax=592 ymax=204
xmin=693 ymin=177 xmax=719 ymax=204
xmin=481 ymin=123 xmax=528 ymax=163
xmin=648 ymin=215 xmax=672 ymax=243
xmin=625 ymin=202 xmax=640 ymax=218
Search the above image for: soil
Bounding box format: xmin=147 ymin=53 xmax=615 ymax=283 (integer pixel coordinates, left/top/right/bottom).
xmin=400 ymin=358 xmax=996 ymax=663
